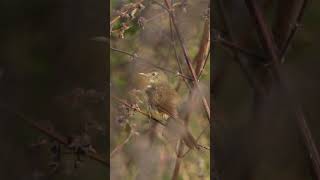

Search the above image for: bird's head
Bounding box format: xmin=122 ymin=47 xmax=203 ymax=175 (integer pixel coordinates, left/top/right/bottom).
xmin=138 ymin=71 xmax=168 ymax=87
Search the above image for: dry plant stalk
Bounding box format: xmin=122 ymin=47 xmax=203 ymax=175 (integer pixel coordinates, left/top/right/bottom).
xmin=157 ymin=0 xmax=212 ymax=179
xmin=194 ymin=15 xmax=210 ymax=77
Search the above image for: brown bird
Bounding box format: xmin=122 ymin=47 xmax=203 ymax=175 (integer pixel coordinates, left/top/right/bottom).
xmin=139 ymin=71 xmax=199 ymax=149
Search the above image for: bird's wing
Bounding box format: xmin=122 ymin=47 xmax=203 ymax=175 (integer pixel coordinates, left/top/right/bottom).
xmin=155 ymin=84 xmax=180 ymax=119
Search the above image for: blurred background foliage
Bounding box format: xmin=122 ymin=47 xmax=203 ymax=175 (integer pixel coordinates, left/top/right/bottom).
xmin=213 ymin=0 xmax=320 ymax=180
xmin=110 ymin=0 xmax=210 ymax=179
xmin=0 ymin=0 xmax=107 ymax=179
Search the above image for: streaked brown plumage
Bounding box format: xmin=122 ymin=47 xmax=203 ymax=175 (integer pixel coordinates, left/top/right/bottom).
xmin=139 ymin=71 xmax=199 ymax=149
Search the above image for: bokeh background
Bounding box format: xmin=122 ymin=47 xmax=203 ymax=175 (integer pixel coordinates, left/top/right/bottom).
xmin=213 ymin=0 xmax=320 ymax=180
xmin=0 ymin=0 xmax=107 ymax=179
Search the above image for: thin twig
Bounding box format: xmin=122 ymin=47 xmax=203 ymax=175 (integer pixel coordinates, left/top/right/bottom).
xmin=152 ymin=0 xmax=170 ymax=12
xmin=110 ymin=47 xmax=193 ymax=80
xmin=280 ymin=0 xmax=309 ymax=63
xmin=110 ymin=0 xmax=145 ymax=25
xmin=168 ymin=15 xmax=192 ymax=90
xmin=111 ymin=95 xmax=166 ymax=126
xmin=197 ymin=51 xmax=210 ymax=80
xmin=194 ymin=16 xmax=210 ymax=77
xmin=110 ymin=131 xmax=134 ymax=158
xmin=181 ymin=125 xmax=210 ymax=157
xmin=171 ymin=140 xmax=184 ymax=180
xmin=244 ymin=0 xmax=279 ymax=64
xmin=145 ymin=2 xmax=183 ymax=23
xmin=213 ymin=34 xmax=266 ymax=61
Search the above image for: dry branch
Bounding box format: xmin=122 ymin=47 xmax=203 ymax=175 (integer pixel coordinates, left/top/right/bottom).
xmin=110 ymin=47 xmax=193 ymax=80
xmin=110 ymin=0 xmax=145 ymax=25
xmin=171 ymin=140 xmax=184 ymax=180
xmin=158 ymin=0 xmax=211 ymax=122
xmin=280 ymin=0 xmax=309 ymax=63
xmin=111 ymin=95 xmax=166 ymax=126
xmin=110 ymin=130 xmax=134 ymax=158
xmin=158 ymin=1 xmax=212 ymax=179
xmin=194 ymin=16 xmax=210 ymax=77
xmin=213 ymin=33 xmax=266 ymax=61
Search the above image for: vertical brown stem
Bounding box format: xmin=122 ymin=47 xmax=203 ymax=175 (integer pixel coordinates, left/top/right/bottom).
xmin=171 ymin=140 xmax=184 ymax=180
xmin=280 ymin=0 xmax=309 ymax=62
xmin=194 ymin=18 xmax=210 ymax=77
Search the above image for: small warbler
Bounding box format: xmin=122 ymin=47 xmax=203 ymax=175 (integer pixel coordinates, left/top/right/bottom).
xmin=139 ymin=71 xmax=199 ymax=149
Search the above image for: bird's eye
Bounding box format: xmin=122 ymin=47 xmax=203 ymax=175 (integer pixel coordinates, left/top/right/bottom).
xmin=152 ymin=72 xmax=156 ymax=76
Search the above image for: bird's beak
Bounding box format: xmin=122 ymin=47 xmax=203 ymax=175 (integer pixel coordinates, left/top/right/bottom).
xmin=138 ymin=73 xmax=148 ymax=77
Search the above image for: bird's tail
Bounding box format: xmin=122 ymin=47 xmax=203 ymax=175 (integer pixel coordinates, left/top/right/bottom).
xmin=167 ymin=116 xmax=199 ymax=150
